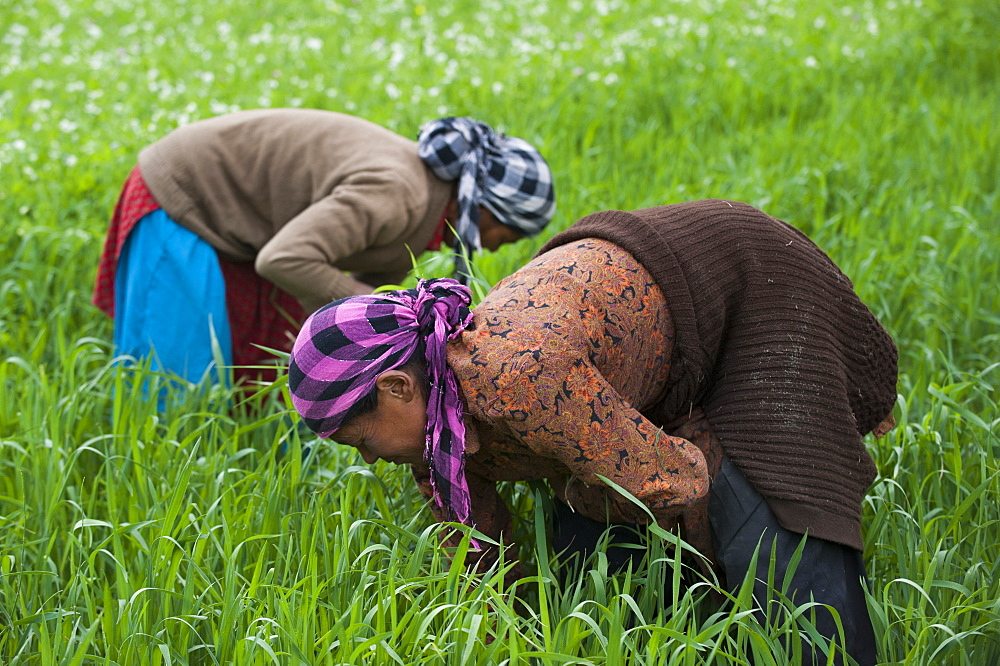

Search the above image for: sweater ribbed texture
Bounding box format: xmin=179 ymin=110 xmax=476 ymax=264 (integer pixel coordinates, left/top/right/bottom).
xmin=538 ymin=200 xmax=898 ymax=549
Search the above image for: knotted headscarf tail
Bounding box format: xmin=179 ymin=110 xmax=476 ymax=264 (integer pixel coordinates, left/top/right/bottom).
xmin=417 ymin=117 xmax=556 ymax=282
xmin=288 ymin=278 xmax=477 ymax=529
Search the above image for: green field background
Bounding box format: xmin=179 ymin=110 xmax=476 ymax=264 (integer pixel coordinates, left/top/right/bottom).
xmin=1 ymin=0 xmax=998 ymax=663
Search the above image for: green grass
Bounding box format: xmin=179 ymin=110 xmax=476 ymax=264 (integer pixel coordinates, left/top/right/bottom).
xmin=2 ymin=0 xmax=998 ymax=663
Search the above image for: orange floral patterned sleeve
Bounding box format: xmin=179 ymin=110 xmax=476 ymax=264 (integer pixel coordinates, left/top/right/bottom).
xmin=417 ymin=239 xmax=722 ymax=569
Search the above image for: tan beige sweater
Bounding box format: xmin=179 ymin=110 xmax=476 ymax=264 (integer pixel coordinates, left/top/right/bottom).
xmin=138 ymin=108 xmax=453 ymax=312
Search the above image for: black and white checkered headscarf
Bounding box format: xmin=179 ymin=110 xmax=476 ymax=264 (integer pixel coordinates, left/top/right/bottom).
xmin=417 ymin=117 xmax=556 ymax=281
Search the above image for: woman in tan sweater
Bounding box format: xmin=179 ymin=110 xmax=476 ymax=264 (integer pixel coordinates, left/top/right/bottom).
xmin=288 ymin=200 xmax=897 ymax=665
xmin=92 ymin=109 xmax=555 ymax=394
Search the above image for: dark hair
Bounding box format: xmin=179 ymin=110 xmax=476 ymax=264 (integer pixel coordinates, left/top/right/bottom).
xmin=337 ymin=349 xmax=429 ymax=426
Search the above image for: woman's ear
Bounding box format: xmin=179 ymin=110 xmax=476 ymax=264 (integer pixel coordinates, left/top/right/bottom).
xmin=374 ymin=369 xmax=417 ymax=402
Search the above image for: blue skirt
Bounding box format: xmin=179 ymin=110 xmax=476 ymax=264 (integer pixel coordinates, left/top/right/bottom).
xmin=114 ymin=209 xmax=232 ymax=388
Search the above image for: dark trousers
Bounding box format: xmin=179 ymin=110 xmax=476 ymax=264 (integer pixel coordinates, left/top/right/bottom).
xmin=710 ymin=457 xmax=877 ymax=665
xmin=549 ymin=457 xmax=877 ymax=665
xmin=551 ymin=501 xmax=647 ymax=578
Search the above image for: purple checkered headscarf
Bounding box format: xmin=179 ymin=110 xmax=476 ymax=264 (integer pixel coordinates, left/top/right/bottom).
xmin=288 ymin=278 xmax=476 ymax=525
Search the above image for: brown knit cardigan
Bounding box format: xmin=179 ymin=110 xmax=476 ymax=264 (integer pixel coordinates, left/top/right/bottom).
xmin=538 ymin=200 xmax=898 ymax=550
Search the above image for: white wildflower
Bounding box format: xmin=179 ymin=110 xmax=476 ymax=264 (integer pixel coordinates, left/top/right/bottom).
xmin=28 ymin=99 xmax=52 ymax=113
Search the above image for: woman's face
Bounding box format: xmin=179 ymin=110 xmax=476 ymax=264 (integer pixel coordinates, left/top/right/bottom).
xmin=477 ymin=207 xmax=523 ymax=251
xmin=441 ymin=200 xmax=523 ymax=251
xmin=330 ymin=370 xmax=428 ymax=466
